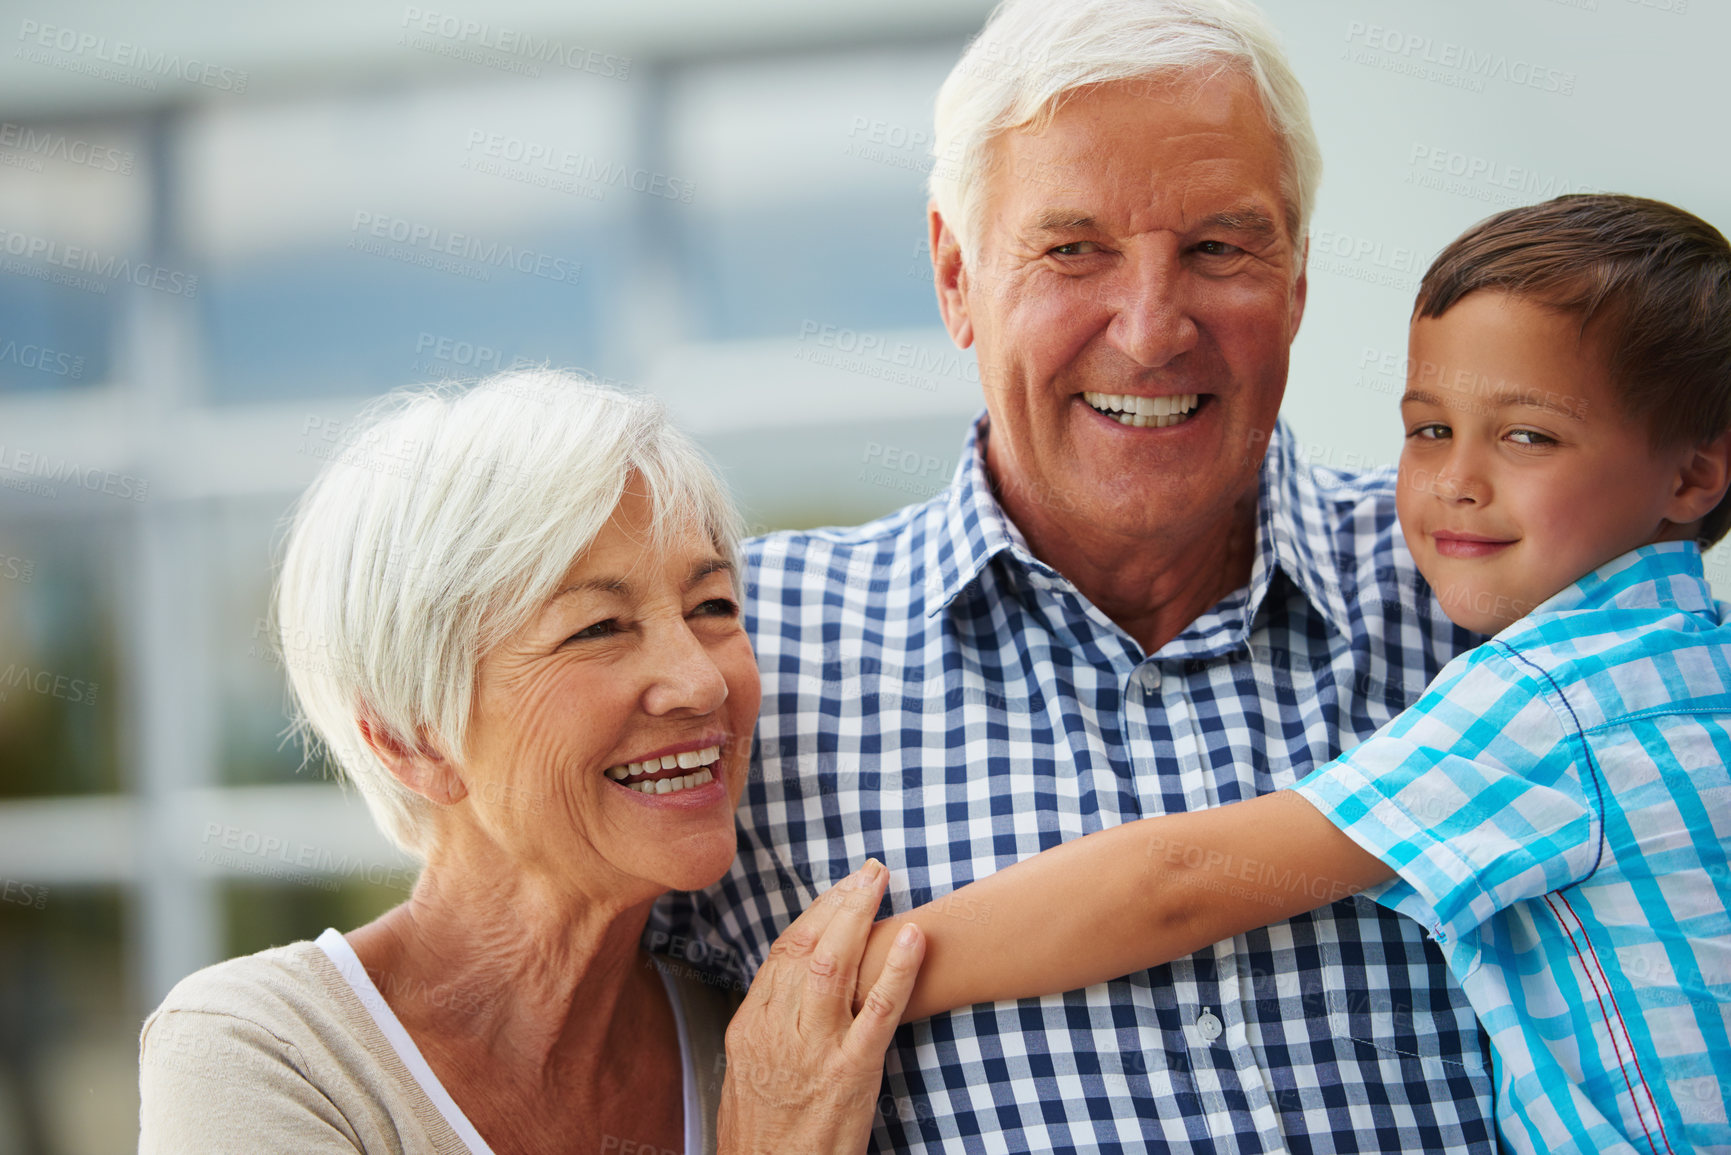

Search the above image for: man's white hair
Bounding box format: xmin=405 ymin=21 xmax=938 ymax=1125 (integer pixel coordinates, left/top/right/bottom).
xmin=274 ymin=370 xmax=742 ymax=857
xmin=930 ymin=0 xmax=1322 ymax=262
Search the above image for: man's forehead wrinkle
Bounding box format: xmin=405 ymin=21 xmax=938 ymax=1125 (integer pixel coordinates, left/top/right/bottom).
xmin=1176 ymin=175 xmax=1285 ymax=239
xmin=989 ymin=89 xmax=1294 ymax=256
xmin=1035 ymin=126 xmax=1255 ymax=172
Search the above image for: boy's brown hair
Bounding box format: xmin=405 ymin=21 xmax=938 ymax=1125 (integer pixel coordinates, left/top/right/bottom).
xmin=1414 ymin=194 xmax=1731 ymax=544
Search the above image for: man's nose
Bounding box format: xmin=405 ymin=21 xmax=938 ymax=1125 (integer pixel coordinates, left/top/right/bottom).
xmin=641 ymin=623 xmax=729 ymax=717
xmin=1106 ymin=249 xmax=1199 ymax=369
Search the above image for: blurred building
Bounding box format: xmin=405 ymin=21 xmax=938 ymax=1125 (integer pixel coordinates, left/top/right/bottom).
xmin=0 ymin=0 xmax=1725 ymax=1150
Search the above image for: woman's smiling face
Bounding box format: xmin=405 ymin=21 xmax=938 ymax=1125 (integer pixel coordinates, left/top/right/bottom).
xmin=457 ymin=484 xmax=759 ymax=903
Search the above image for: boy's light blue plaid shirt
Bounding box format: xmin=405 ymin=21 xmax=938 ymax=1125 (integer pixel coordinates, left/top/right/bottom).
xmin=1294 ymin=540 xmax=1731 ymax=1155
xmin=652 ymin=417 xmax=1498 ymax=1152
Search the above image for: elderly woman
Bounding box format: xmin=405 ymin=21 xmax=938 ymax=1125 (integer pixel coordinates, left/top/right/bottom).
xmin=137 ymin=371 xmax=926 ymax=1153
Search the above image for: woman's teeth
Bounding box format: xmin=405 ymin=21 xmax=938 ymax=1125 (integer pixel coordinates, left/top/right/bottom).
xmin=1083 ymin=391 xmax=1200 ymax=428
xmin=620 ymin=768 xmax=714 ymax=795
xmin=603 ymin=745 xmax=721 ymax=795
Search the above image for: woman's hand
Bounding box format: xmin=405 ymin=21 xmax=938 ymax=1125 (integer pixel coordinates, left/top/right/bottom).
xmin=718 ymin=859 xmax=926 ymax=1154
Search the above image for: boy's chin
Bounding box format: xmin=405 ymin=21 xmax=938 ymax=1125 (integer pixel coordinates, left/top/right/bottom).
xmin=1449 ymin=609 xmax=1518 ymax=637
xmin=1433 ymin=581 xmax=1537 ymax=636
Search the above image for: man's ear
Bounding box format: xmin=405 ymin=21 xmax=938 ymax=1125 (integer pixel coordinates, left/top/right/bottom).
xmin=1664 ymin=428 xmax=1731 ymax=531
xmin=929 ymin=202 xmax=974 ymax=350
xmin=357 ymin=713 xmax=468 ymax=806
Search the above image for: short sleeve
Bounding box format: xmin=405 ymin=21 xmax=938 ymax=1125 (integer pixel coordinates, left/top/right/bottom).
xmin=1290 ymin=643 xmax=1603 ymax=945
xmin=139 ymin=1008 xmax=364 ymax=1154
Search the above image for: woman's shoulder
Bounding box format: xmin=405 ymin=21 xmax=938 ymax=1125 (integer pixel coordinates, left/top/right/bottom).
xmin=138 ymin=938 xmax=456 ymax=1154
xmin=153 ymin=937 xmax=331 ymax=1009
xmin=141 ymin=940 xmax=361 ymax=1150
xmin=143 ymin=939 xmax=345 ymax=1057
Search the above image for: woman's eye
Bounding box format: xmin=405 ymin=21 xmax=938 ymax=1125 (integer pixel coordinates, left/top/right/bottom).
xmin=567 ymin=619 xmax=618 ymax=642
xmin=694 ymin=597 xmax=739 ymax=618
xmin=1508 ymin=429 xmax=1556 ymax=446
xmin=1409 ymin=423 xmax=1450 ymax=440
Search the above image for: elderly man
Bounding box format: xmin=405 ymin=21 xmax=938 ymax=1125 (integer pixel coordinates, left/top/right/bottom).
xmin=655 ymin=0 xmax=1495 ymax=1149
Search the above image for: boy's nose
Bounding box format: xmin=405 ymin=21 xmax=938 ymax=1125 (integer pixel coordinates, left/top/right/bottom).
xmin=1433 ymin=472 xmax=1479 ymax=503
xmin=1420 ymin=459 xmax=1487 ymax=504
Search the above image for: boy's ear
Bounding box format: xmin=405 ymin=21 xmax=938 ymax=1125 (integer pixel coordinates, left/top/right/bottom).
xmin=357 ymin=713 xmax=468 ymax=806
xmin=1664 ymin=429 xmax=1731 ymax=532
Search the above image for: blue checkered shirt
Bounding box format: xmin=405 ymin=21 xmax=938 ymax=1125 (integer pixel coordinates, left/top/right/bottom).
xmin=1293 ymin=541 xmax=1731 ymax=1155
xmin=651 ymin=416 xmax=1496 ymax=1152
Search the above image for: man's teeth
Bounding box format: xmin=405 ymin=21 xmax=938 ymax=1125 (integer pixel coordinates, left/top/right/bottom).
xmin=602 ymin=745 xmax=722 ymax=795
xmin=1082 ymin=391 xmax=1200 ymax=428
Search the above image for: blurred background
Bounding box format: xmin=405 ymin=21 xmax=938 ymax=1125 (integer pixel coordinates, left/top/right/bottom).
xmin=0 ymin=0 xmax=1723 ymax=1148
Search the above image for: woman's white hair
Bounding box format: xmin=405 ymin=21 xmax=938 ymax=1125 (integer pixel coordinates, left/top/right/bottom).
xmin=930 ymin=0 xmax=1322 ymax=263
xmin=274 ymin=370 xmax=743 ymax=858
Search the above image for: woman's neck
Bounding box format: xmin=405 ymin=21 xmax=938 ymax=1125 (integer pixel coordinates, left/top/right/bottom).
xmin=347 ymin=839 xmax=664 ymax=1082
xmin=345 ymin=835 xmax=687 ymax=1150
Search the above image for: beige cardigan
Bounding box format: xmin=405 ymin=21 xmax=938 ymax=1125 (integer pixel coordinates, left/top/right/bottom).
xmin=138 ymin=939 xmax=736 ymax=1154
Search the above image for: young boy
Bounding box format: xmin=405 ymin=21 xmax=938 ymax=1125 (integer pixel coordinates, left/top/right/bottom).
xmin=858 ymin=195 xmax=1731 ymax=1155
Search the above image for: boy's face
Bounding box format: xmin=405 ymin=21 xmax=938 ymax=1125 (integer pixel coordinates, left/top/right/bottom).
xmin=1396 ymin=291 xmax=1695 ymax=634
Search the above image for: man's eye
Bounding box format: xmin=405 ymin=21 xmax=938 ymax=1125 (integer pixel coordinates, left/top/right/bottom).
xmin=1195 ymin=240 xmax=1241 ymax=257
xmin=1049 ymin=241 xmax=1099 ymax=257
xmin=694 ymin=598 xmax=739 ymax=618
xmin=1508 ymin=429 xmax=1556 ymax=446
xmin=1409 ymin=423 xmax=1450 ymax=440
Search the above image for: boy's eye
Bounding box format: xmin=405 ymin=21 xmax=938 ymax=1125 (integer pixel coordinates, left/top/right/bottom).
xmin=1409 ymin=422 xmax=1450 ymax=440
xmin=1507 ymin=429 xmax=1556 ymax=446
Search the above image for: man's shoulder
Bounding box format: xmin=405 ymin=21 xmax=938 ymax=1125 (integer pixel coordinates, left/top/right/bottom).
xmin=1303 ymin=458 xmax=1399 ymax=499
xmin=1267 ymin=456 xmax=1424 ymax=617
xmin=744 ymin=494 xmax=947 ymax=602
xmin=1283 ymin=458 xmax=1400 ymax=538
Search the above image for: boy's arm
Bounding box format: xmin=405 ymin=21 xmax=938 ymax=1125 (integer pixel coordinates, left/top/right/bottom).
xmin=857 ymin=790 xmax=1393 ymax=1022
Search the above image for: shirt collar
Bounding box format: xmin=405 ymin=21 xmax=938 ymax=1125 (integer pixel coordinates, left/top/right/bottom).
xmin=928 ymin=414 xmax=1362 ymax=645
xmin=926 ymin=415 xmax=1027 ymax=614
xmin=1530 ymin=539 xmax=1717 ymax=619
xmin=1253 ymin=423 xmax=1363 ymax=640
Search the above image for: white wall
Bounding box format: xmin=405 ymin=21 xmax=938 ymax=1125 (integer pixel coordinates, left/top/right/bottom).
xmin=1262 ymin=0 xmax=1721 ymax=469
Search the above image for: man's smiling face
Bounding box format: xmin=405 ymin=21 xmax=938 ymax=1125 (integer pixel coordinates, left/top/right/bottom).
xmin=941 ymin=71 xmax=1307 ymax=543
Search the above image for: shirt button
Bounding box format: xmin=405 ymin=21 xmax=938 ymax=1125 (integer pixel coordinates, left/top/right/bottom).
xmin=1139 ymin=665 xmax=1163 ymax=692
xmin=1196 ymin=1007 xmax=1223 ymax=1044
